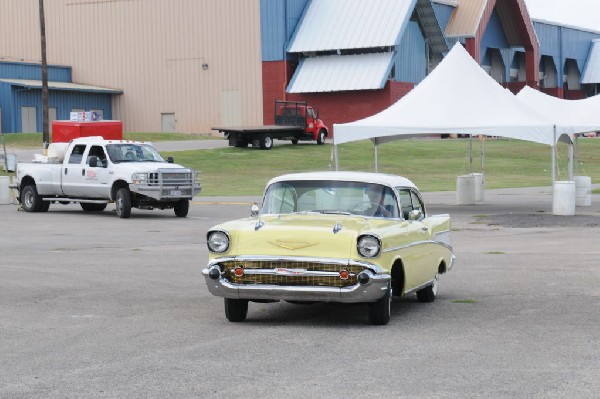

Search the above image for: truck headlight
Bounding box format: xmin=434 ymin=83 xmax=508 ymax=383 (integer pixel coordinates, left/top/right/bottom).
xmin=132 ymin=172 xmax=148 ymax=184
xmin=357 ymin=235 xmax=381 ymax=258
xmin=207 ymin=231 xmax=230 ymax=253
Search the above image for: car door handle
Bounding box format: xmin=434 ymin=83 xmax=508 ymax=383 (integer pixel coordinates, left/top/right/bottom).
xmin=82 ymin=169 xmax=86 ymax=176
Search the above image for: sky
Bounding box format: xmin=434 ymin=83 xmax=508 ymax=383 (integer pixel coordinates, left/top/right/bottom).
xmin=524 ymin=0 xmax=600 ymax=32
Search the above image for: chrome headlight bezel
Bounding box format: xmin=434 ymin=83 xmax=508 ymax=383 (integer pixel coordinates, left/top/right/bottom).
xmin=131 ymin=172 xmax=148 ymax=184
xmin=357 ymin=234 xmax=381 ymax=258
xmin=207 ymin=230 xmax=230 ymax=253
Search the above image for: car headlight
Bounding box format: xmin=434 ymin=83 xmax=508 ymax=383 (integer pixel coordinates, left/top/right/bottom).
xmin=131 ymin=172 xmax=148 ymax=184
xmin=207 ymin=230 xmax=230 ymax=253
xmin=357 ymin=234 xmax=381 ymax=258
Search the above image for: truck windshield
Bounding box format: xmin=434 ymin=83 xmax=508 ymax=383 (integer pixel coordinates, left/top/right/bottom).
xmin=106 ymin=144 xmax=165 ymax=163
xmin=260 ymin=180 xmax=399 ymax=218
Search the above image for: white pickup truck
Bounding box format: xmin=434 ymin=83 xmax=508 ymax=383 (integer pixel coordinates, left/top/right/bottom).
xmin=14 ymin=137 xmax=201 ymax=218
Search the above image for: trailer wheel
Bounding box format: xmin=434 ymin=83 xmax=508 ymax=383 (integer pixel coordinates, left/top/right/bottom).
xmin=317 ymin=129 xmax=326 ymax=145
xmin=261 ymin=134 xmax=273 ymax=150
xmin=115 ymin=188 xmax=132 ymax=218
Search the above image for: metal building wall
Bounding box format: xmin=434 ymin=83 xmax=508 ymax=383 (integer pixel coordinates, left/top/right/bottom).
xmin=395 ymin=20 xmax=427 ymax=83
xmin=260 ymin=0 xmax=308 ymax=61
xmin=0 ymin=62 xmax=71 ymax=82
xmin=0 ymin=0 xmax=263 ymax=134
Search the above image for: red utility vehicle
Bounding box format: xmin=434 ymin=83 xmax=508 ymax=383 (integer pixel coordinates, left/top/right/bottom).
xmin=212 ymin=100 xmax=329 ymax=150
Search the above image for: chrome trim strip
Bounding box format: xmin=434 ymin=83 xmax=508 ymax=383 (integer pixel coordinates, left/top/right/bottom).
xmin=383 ymin=239 xmax=453 ymax=253
xmin=403 ymin=277 xmax=436 ymax=295
xmin=238 ymin=268 xmax=354 ymax=278
xmin=207 ymin=255 xmax=385 ymax=274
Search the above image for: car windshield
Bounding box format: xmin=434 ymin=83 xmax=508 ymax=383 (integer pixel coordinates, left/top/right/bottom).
xmin=106 ymin=143 xmax=165 ymax=163
xmin=261 ymin=180 xmax=399 ymax=218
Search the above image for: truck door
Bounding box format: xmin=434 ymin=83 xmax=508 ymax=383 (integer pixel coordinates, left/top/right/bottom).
xmin=83 ymin=145 xmax=111 ymax=198
xmin=305 ymin=107 xmax=317 ymax=136
xmin=61 ymin=144 xmax=87 ymax=197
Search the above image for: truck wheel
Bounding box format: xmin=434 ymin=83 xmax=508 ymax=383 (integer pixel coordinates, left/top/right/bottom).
xmin=233 ymin=139 xmax=248 ymax=148
xmin=317 ymin=129 xmax=326 ymax=145
xmin=174 ymin=199 xmax=189 ymax=217
xmin=261 ymin=134 xmax=273 ymax=150
xmin=291 ymin=139 xmax=298 ymax=145
xmin=21 ymin=185 xmax=44 ymax=212
xmin=81 ymin=203 xmax=107 ymax=212
xmin=224 ymin=298 xmax=248 ymax=322
xmin=115 ymin=188 xmax=132 ymax=218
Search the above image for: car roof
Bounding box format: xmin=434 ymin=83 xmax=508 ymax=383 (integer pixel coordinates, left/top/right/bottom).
xmin=267 ymin=171 xmax=418 ymax=190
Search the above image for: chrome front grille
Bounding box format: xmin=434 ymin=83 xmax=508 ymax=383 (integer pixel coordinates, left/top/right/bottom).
xmin=148 ymin=169 xmax=194 ymax=187
xmin=219 ymin=260 xmax=367 ymax=288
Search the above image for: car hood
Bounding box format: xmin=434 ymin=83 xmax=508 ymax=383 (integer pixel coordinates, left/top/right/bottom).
xmin=116 ymin=163 xmax=191 ymax=174
xmin=214 ymin=214 xmax=392 ymax=260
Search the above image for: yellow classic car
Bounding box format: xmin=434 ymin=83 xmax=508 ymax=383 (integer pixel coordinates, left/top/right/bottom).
xmin=203 ymin=171 xmax=455 ymax=325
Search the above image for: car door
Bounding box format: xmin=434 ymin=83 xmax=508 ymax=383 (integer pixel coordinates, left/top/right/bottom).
xmin=83 ymin=145 xmax=111 ymax=199
xmin=61 ymin=144 xmax=87 ymax=197
xmin=395 ymin=188 xmax=436 ymax=289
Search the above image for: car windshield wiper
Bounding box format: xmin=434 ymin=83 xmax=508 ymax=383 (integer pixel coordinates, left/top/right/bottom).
xmin=319 ymin=210 xmax=351 ymax=215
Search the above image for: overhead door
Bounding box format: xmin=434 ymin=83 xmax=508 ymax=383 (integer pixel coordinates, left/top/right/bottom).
xmin=21 ymin=106 xmax=37 ymax=133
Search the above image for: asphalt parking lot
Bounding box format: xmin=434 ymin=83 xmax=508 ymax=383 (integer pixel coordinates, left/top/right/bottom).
xmin=1 ymin=187 xmax=599 ymax=398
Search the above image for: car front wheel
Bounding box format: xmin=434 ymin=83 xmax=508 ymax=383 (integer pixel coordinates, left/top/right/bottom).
xmin=368 ymin=283 xmax=392 ymax=325
xmin=224 ymin=298 xmax=248 ymax=322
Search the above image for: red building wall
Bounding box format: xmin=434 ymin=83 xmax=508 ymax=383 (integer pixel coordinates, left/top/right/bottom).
xmin=262 ymin=61 xmax=414 ymax=139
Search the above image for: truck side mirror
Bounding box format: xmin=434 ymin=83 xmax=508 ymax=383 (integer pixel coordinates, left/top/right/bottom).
xmin=167 ymin=156 xmax=174 ymax=163
xmin=88 ymin=156 xmax=98 ymax=168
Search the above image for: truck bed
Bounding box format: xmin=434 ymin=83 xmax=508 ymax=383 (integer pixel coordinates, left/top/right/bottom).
xmin=212 ymin=125 xmax=304 ymax=134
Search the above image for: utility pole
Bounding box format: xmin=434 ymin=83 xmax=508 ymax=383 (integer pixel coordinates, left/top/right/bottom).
xmin=39 ymin=0 xmax=49 ymax=149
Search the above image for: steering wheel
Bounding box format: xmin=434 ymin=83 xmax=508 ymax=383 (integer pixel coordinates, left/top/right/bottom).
xmin=351 ymin=201 xmax=390 ymax=217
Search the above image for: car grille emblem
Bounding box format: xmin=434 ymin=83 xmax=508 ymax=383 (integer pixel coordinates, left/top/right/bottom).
xmin=268 ymin=239 xmax=317 ymax=250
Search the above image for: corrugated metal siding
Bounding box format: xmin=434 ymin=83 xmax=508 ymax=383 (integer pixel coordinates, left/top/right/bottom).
xmin=287 ymin=0 xmax=416 ymax=52
xmin=445 ymin=0 xmax=486 ymax=37
xmin=260 ymin=0 xmax=309 ymax=61
xmin=0 ymin=0 xmax=263 ymax=134
xmin=0 ymin=62 xmax=71 ymax=82
xmin=14 ymin=88 xmax=112 ymax=132
xmin=287 ymin=53 xmax=394 ymax=93
xmin=481 ymin=10 xmax=508 ymax=50
xmin=395 ymin=21 xmax=426 ymax=83
xmin=432 ymin=1 xmax=456 ymax=30
xmin=534 ymin=22 xmax=562 ymax=57
xmin=582 ymin=40 xmax=600 ymax=83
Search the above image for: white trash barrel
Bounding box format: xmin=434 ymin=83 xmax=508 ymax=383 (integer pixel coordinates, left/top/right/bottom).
xmin=4 ymin=153 xmax=16 ymax=172
xmin=0 ymin=176 xmax=10 ymax=205
xmin=552 ymin=181 xmax=576 ymax=216
xmin=456 ymin=175 xmax=476 ymax=205
xmin=574 ymin=176 xmax=592 ymax=207
xmin=472 ymin=173 xmax=485 ymax=202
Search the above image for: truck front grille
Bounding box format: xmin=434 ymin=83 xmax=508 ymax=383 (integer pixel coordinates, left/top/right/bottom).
xmin=146 ymin=169 xmax=197 ymax=198
xmin=219 ymin=260 xmax=367 ymax=288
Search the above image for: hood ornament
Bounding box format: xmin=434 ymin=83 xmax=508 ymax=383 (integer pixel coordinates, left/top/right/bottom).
xmin=255 ymin=219 xmax=264 ymax=231
xmin=333 ymin=222 xmax=343 ymax=234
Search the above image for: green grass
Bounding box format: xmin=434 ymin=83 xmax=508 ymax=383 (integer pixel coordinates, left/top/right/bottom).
xmin=162 ymin=138 xmax=600 ymax=196
xmin=451 ymin=299 xmax=479 ymax=304
xmin=3 ymin=136 xmax=600 ymax=196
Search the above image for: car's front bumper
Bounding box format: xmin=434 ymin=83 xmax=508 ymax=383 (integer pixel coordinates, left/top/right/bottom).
xmin=202 ymin=257 xmax=391 ymax=303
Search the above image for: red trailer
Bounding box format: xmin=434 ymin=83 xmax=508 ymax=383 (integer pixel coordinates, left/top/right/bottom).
xmin=51 ymin=120 xmax=123 ymax=143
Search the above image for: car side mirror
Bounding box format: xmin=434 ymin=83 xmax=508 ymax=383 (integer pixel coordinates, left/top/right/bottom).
xmin=167 ymin=156 xmax=174 ymax=163
xmin=250 ymin=203 xmax=260 ymax=217
xmin=408 ymin=209 xmax=422 ymax=221
xmin=88 ymin=156 xmax=98 ymax=168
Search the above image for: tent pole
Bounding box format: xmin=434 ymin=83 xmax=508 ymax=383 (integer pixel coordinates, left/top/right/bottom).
xmin=574 ymin=134 xmax=579 ymax=176
xmin=334 ymin=144 xmax=339 ymax=171
xmin=552 ymin=125 xmax=556 ymax=184
xmin=568 ymin=140 xmax=574 ymax=181
xmin=373 ymin=140 xmax=379 ymax=173
xmin=481 ymin=135 xmax=485 ymax=174
xmin=468 ymin=134 xmax=473 ymax=174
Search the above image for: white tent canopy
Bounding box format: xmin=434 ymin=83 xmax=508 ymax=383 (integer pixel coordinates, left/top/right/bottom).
xmin=516 ymin=85 xmax=600 ymax=135
xmin=333 ymin=43 xmax=560 ymax=146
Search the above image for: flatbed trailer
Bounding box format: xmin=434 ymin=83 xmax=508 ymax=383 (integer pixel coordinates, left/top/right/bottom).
xmin=212 ymin=101 xmax=329 ymax=150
